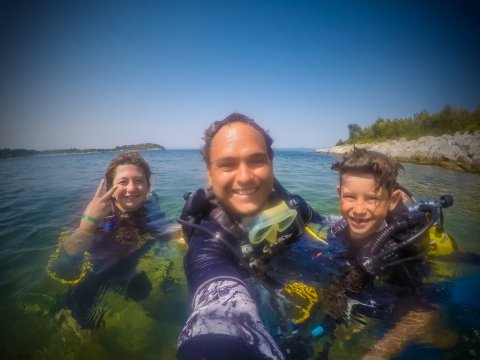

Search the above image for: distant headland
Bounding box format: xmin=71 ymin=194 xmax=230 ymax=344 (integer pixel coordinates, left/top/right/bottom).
xmin=316 ymin=131 xmax=480 ymax=174
xmin=315 ymin=106 xmax=480 ymax=174
xmin=0 ymin=143 xmax=165 ymax=159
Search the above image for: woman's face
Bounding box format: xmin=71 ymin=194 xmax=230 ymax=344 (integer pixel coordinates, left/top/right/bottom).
xmin=111 ymin=164 xmax=149 ymax=212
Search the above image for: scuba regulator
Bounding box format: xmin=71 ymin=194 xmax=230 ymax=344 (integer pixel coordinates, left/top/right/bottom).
xmin=177 ymin=179 xmax=320 ymax=273
xmin=358 ymin=192 xmax=454 ymax=276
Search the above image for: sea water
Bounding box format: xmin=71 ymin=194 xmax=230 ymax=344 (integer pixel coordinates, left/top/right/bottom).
xmin=0 ymin=149 xmax=479 ymax=359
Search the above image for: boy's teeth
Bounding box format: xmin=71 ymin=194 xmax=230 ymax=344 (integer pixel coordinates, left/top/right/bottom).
xmin=353 ymin=218 xmax=368 ymax=223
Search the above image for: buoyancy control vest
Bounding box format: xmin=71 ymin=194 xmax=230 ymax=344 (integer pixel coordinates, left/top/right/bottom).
xmin=178 ymin=178 xmax=323 ymax=275
xmin=331 ymin=191 xmax=456 ymax=277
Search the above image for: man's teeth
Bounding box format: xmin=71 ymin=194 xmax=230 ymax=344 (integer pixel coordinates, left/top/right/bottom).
xmin=235 ymin=189 xmax=256 ymax=195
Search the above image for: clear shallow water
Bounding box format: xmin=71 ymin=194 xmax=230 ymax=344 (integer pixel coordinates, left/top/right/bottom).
xmin=0 ymin=149 xmax=479 ymax=359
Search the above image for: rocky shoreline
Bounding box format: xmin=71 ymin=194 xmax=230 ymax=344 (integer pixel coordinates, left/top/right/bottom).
xmin=316 ymin=131 xmax=480 ymax=174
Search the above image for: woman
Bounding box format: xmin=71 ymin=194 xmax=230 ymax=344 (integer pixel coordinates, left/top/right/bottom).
xmin=51 ymin=151 xmax=163 ymax=328
xmin=64 ymin=151 xmax=152 ymax=257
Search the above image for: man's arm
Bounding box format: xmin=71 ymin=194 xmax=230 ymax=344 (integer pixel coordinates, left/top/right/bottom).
xmin=178 ymin=225 xmax=284 ymax=360
xmin=362 ymin=309 xmax=434 ymax=360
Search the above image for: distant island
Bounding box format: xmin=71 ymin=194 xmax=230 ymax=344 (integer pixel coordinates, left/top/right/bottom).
xmin=0 ymin=143 xmax=165 ymax=159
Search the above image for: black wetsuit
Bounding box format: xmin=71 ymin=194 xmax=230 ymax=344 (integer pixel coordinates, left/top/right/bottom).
xmin=178 ymin=209 xmax=434 ymax=359
xmin=178 ymin=184 xmax=451 ymax=359
xmin=323 ymin=225 xmax=432 ymax=322
xmin=177 ymin=189 xmax=323 ymax=360
xmin=54 ymin=200 xmax=169 ymax=328
xmin=290 ymin=218 xmax=436 ymax=360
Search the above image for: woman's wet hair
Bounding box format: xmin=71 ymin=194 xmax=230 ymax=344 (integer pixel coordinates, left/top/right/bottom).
xmin=104 ymin=151 xmax=151 ymax=190
xmin=201 ymin=112 xmax=274 ymax=167
xmin=332 ymin=147 xmax=404 ymax=194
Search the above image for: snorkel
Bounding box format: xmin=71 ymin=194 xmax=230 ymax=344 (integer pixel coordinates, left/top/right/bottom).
xmin=358 ymin=193 xmax=454 ymax=275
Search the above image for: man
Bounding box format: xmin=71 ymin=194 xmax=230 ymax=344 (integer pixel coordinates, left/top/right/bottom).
xmin=176 ymin=113 xmax=321 ymax=360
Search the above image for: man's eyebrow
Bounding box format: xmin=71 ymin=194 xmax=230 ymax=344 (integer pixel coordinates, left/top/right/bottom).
xmin=214 ymin=156 xmax=236 ymax=162
xmin=249 ymin=152 xmax=269 ymax=158
xmin=213 ymin=152 xmax=268 ymax=162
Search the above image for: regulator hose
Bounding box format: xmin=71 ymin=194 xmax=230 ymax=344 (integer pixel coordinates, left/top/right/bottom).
xmin=359 ymin=204 xmax=438 ymax=275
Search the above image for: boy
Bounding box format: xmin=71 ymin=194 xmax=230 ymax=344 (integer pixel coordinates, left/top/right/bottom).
xmin=327 ymin=147 xmax=440 ymax=359
xmin=334 ymin=147 xmax=405 ymax=248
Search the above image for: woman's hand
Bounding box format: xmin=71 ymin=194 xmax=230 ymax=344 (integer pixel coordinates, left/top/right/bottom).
xmin=81 ymin=179 xmax=118 ymax=225
xmin=64 ymin=180 xmax=118 ymax=255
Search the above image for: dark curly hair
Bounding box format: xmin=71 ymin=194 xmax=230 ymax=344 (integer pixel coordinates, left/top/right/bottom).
xmin=201 ymin=113 xmax=274 ymax=167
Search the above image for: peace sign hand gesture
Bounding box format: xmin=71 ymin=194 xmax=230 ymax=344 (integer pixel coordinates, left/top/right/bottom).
xmin=63 ymin=180 xmax=117 ymax=255
xmin=80 ymin=179 xmax=118 ymax=229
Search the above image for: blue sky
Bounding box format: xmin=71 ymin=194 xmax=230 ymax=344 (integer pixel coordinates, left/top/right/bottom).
xmin=1 ymin=0 xmax=479 ymax=150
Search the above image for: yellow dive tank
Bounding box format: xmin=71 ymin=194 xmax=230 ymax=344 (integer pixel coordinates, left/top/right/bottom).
xmin=427 ymin=225 xmax=458 ymax=256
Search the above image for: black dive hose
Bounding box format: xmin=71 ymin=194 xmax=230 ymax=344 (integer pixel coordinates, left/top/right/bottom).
xmin=375 ymin=206 xmax=437 ymax=259
xmin=384 ymin=194 xmax=454 ymax=258
xmin=368 ymin=217 xmax=410 ymax=255
xmin=361 ymin=192 xmax=454 ymax=275
xmin=359 ymin=204 xmax=438 ymax=275
xmin=177 ymin=218 xmax=248 ymax=267
xmin=382 ymin=252 xmax=427 ymax=269
xmin=360 ymin=185 xmax=423 ymax=258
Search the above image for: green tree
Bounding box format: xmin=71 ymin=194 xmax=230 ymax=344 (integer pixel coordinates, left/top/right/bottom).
xmin=338 ymin=106 xmax=479 ymax=144
xmin=348 ymin=123 xmax=362 ymax=141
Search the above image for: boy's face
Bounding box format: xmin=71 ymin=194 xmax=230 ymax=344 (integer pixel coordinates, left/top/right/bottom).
xmin=337 ymin=171 xmax=400 ymax=242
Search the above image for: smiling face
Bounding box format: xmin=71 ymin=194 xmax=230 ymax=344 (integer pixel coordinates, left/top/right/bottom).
xmin=338 ymin=171 xmax=400 ymax=242
xmin=111 ymin=164 xmax=149 ymax=213
xmin=207 ymin=122 xmax=274 ymax=217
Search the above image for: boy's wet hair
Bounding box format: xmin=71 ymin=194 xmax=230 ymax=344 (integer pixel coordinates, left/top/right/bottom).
xmin=201 ymin=112 xmax=274 ymax=167
xmin=332 ymin=147 xmax=404 ymax=194
xmin=104 ymin=151 xmax=151 ymax=190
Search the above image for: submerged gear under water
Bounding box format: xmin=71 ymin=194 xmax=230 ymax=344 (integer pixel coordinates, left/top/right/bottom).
xmin=267 ymin=195 xmax=456 ymax=359
xmin=48 ymin=196 xmax=173 ymax=328
xmin=178 ymin=179 xmax=459 ymax=359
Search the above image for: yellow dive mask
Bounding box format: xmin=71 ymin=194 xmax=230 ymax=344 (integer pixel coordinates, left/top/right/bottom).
xmin=244 ymin=201 xmax=298 ymax=244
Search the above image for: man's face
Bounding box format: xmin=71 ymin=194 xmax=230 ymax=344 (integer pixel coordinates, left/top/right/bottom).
xmin=338 ymin=172 xmax=399 ymax=242
xmin=207 ymin=122 xmax=274 ymax=217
